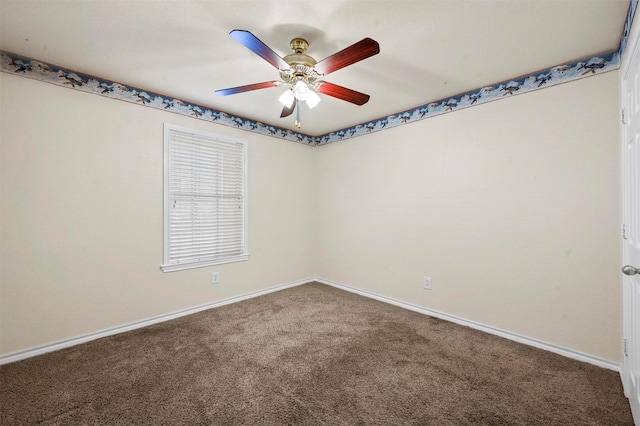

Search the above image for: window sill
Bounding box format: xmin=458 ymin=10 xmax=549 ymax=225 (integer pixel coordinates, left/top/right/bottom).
xmin=160 ymin=254 xmax=250 ymax=273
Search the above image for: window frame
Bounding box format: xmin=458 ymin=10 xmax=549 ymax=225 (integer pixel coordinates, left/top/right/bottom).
xmin=161 ymin=123 xmax=249 ymax=272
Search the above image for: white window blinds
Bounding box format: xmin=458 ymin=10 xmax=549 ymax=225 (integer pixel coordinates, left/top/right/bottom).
xmin=162 ymin=124 xmax=248 ymax=272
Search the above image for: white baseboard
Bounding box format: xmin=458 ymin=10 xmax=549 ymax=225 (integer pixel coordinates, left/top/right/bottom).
xmin=314 ymin=277 xmax=621 ymax=372
xmin=1 ymin=276 xmax=621 ymax=372
xmin=0 ymin=277 xmax=315 ymax=365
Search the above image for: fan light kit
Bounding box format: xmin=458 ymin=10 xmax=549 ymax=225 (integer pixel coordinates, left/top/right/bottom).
xmin=216 ymin=30 xmax=380 ymax=129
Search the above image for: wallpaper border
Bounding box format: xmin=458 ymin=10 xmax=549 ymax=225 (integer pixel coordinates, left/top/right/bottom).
xmin=316 ymin=51 xmax=619 ymax=145
xmin=1 ymin=0 xmax=636 ymax=146
xmin=316 ymin=0 xmax=637 ymax=145
xmin=0 ymin=52 xmax=316 ymax=146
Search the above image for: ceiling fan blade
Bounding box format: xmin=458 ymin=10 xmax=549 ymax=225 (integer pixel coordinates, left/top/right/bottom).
xmin=215 ymin=81 xmax=280 ymax=96
xmin=280 ymin=98 xmax=297 ymax=118
xmin=314 ymin=38 xmax=380 ymax=75
xmin=317 ymin=82 xmax=370 ymax=105
xmin=229 ymin=29 xmax=290 ymax=70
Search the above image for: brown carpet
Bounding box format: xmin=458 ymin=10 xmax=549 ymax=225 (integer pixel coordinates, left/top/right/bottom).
xmin=0 ymin=282 xmax=633 ymax=425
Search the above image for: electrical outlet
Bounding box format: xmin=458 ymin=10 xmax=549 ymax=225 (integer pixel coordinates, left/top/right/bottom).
xmin=212 ymin=272 xmax=219 ymax=284
xmin=423 ymin=276 xmax=432 ymax=290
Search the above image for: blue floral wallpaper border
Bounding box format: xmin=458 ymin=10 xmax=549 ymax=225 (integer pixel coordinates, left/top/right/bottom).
xmin=1 ymin=0 xmax=636 ymax=146
xmin=317 ymin=52 xmax=619 ymax=145
xmin=619 ymin=0 xmax=638 ymax=59
xmin=317 ymin=0 xmax=637 ymax=145
xmin=0 ymin=52 xmax=316 ymax=146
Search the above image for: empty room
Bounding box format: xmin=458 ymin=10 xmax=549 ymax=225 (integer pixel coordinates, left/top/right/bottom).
xmin=1 ymin=0 xmax=639 ymax=424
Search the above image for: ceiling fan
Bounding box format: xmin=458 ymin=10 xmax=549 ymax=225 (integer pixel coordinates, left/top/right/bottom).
xmin=215 ymin=30 xmax=380 ymax=129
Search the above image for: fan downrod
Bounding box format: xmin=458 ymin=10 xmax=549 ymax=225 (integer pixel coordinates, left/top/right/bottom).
xmin=290 ymin=38 xmax=309 ymax=53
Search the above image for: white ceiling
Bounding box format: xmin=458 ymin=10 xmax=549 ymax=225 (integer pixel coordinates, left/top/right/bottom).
xmin=0 ymin=0 xmax=631 ymax=136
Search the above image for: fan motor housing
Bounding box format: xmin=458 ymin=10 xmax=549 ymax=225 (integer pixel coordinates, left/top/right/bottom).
xmin=283 ymin=38 xmax=317 ymax=68
xmin=280 ymin=38 xmax=321 ymax=87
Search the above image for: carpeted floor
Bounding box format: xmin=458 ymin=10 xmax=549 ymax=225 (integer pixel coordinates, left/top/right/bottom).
xmin=0 ymin=282 xmax=634 ymax=425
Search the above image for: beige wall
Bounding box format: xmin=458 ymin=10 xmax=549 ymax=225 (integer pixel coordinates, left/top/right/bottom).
xmin=0 ymin=73 xmax=317 ymax=355
xmin=0 ymin=69 xmax=622 ymax=363
xmin=316 ymin=71 xmax=621 ymax=362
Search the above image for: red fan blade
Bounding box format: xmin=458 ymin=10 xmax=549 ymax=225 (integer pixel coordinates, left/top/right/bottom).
xmin=215 ymin=81 xmax=280 ymax=96
xmin=229 ymin=30 xmax=290 ymax=70
xmin=280 ymin=97 xmax=297 ymax=118
xmin=317 ymin=82 xmax=370 ymax=105
xmin=314 ymin=38 xmax=380 ymax=75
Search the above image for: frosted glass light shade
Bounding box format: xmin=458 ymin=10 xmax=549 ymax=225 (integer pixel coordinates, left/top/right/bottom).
xmin=306 ymin=90 xmax=321 ymax=109
xmin=293 ymin=81 xmax=310 ymax=101
xmin=279 ymin=82 xmax=321 ymax=112
xmin=278 ymin=90 xmax=295 ymax=108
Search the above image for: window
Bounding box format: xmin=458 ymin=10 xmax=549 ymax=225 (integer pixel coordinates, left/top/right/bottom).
xmin=161 ymin=124 xmax=248 ymax=272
